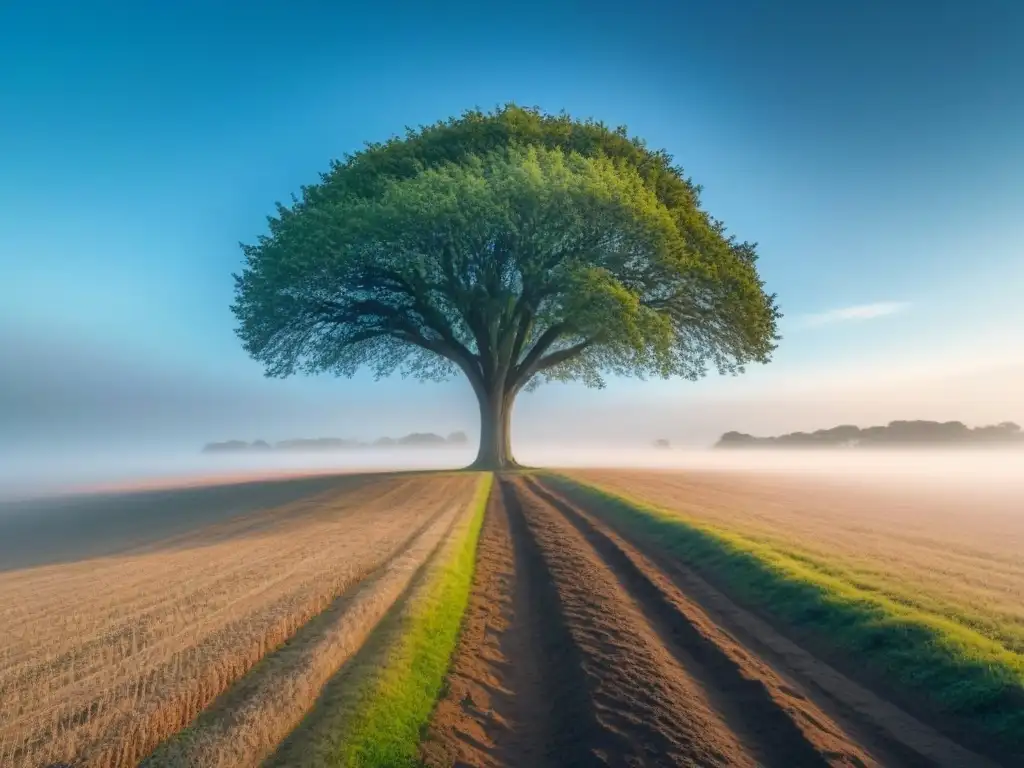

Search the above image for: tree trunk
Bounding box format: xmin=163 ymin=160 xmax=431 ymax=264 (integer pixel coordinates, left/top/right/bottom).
xmin=470 ymin=386 xmax=518 ymax=470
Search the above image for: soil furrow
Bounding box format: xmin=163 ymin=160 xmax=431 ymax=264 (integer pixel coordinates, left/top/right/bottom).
xmin=523 ymin=476 xmax=872 ymax=768
xmin=544 ymin=476 xmax=1003 ymax=768
xmin=426 ymin=477 xmax=758 ymax=767
xmin=506 ymin=477 xmax=757 ymax=767
xmin=420 ymin=474 xmax=519 ymax=767
xmin=424 ymin=473 xmax=610 ymax=766
xmin=496 ymin=477 xmax=609 ymax=766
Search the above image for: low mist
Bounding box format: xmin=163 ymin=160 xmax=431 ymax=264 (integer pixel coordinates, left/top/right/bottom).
xmin=534 ymin=445 xmax=1024 ymax=491
xmin=3 ymin=443 xmax=1023 ymax=504
xmin=0 ymin=447 xmax=478 ymax=502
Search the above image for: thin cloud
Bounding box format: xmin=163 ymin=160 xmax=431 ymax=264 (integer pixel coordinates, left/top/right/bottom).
xmin=800 ymin=301 xmax=909 ymax=327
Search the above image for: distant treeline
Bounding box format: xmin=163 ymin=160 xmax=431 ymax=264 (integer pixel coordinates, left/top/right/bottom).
xmin=715 ymin=420 xmax=1023 ymax=449
xmin=202 ymin=431 xmax=469 ymax=454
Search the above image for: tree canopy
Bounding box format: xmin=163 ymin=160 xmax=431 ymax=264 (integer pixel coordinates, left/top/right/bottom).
xmin=232 ymin=105 xmax=781 ymax=468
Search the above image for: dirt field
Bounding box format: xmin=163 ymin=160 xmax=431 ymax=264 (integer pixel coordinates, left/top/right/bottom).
xmin=563 ymin=469 xmax=1024 ymax=653
xmin=0 ymin=471 xmax=477 ymax=768
xmin=5 ymin=467 xmax=1017 ymax=766
xmin=423 ymin=475 xmax=998 ymax=767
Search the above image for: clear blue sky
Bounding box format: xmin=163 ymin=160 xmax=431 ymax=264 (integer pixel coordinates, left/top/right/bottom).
xmin=2 ymin=0 xmax=1022 ymax=453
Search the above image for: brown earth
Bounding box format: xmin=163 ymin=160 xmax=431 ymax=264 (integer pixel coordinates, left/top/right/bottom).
xmin=423 ymin=475 xmax=999 ymax=768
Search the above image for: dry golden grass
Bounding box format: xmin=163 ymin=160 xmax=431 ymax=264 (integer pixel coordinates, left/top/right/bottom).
xmin=142 ymin=479 xmax=476 ymax=768
xmin=0 ymin=472 xmax=476 ymax=768
xmin=565 ymin=468 xmax=1024 ymax=652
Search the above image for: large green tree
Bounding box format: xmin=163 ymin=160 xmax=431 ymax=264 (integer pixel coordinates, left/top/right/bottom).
xmin=232 ymin=106 xmax=781 ymax=469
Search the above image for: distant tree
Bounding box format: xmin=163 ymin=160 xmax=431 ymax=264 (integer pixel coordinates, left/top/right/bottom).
xmin=398 ymin=432 xmax=447 ymax=446
xmin=653 ymin=438 xmax=671 ymax=449
xmin=715 ymin=431 xmax=756 ymax=447
xmin=447 ymin=430 xmax=469 ymax=445
xmin=232 ymin=105 xmax=781 ymax=469
xmin=201 ymin=440 xmax=250 ymax=454
xmin=714 ymin=419 xmax=1024 ymax=449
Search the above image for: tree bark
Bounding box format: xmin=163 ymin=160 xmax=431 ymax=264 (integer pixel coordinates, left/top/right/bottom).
xmin=470 ymin=385 xmax=518 ymax=470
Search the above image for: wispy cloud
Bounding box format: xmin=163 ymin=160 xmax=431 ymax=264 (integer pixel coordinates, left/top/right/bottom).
xmin=799 ymin=301 xmax=909 ymax=327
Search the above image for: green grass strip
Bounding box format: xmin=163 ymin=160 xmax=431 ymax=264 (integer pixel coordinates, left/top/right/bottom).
xmin=333 ymin=471 xmax=492 ymax=767
xmin=544 ymin=472 xmax=1024 ymax=758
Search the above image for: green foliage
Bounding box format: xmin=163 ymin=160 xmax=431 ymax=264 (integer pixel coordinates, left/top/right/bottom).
xmin=330 ymin=473 xmax=492 ymax=767
xmin=544 ymin=473 xmax=1024 ymax=761
xmin=233 ymin=105 xmax=780 ymax=397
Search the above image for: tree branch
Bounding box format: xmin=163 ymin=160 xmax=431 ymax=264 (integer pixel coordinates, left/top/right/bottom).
xmin=509 ymin=338 xmax=593 ymax=395
xmin=393 ymin=328 xmax=487 ymax=396
xmin=508 ymin=306 xmax=534 ymax=371
xmin=311 ymin=296 xmax=485 ymax=392
xmin=534 ymin=340 xmax=592 ymax=372
xmin=509 ymin=322 xmax=568 ymax=387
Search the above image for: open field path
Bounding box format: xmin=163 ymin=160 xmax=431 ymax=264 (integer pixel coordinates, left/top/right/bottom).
xmin=424 ymin=475 xmax=999 ymax=767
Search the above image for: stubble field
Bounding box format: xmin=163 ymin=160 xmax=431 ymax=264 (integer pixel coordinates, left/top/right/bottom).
xmin=0 ymin=472 xmax=481 ymax=768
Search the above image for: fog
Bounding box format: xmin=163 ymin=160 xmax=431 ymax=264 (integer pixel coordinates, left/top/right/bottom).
xmin=0 ymin=447 xmax=476 ymax=502
xmin=534 ymin=445 xmax=1024 ymax=490
xmin=3 ymin=444 xmax=1023 ymax=504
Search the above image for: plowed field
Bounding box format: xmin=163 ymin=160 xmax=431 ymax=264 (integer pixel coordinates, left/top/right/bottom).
xmin=423 ymin=475 xmax=997 ymax=767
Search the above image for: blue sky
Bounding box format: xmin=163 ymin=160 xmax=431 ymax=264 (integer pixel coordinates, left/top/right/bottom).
xmin=1 ymin=0 xmax=1022 ymax=453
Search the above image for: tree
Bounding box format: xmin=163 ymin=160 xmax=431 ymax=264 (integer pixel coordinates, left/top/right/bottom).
xmin=232 ymin=105 xmax=781 ymax=469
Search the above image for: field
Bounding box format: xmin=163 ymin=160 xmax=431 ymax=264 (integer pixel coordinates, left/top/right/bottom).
xmin=561 ymin=468 xmax=1024 ymax=655
xmin=0 ymin=472 xmax=482 ymax=767
xmin=1 ymin=466 xmax=1022 ymax=767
